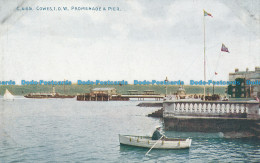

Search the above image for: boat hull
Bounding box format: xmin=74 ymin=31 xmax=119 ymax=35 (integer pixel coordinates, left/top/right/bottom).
xmin=24 ymin=94 xmax=75 ymax=99
xmin=119 ymin=135 xmax=192 ymax=149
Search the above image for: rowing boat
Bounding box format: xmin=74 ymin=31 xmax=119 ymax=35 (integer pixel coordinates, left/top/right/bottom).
xmin=119 ymin=134 xmax=192 ymax=149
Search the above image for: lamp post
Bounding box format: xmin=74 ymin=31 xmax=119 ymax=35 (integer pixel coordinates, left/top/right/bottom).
xmin=165 ymin=76 xmax=168 ymax=97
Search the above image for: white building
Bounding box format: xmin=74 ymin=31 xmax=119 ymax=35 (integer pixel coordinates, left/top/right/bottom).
xmin=229 ymin=67 xmax=260 ymax=98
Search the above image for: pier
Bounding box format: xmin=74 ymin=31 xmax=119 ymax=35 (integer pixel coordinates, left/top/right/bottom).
xmin=123 ymin=90 xmax=164 ymax=101
xmin=121 ymin=94 xmax=164 ymax=101
xmin=77 ymin=94 xmax=164 ymax=101
xmin=77 ymin=88 xmax=164 ymax=101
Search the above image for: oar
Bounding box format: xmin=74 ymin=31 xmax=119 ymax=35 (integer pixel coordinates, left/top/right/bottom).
xmin=161 ymin=132 xmax=168 ymax=138
xmin=145 ymin=135 xmax=164 ymax=156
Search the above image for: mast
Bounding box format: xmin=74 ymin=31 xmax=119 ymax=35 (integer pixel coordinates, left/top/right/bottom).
xmin=203 ymin=12 xmax=206 ymax=101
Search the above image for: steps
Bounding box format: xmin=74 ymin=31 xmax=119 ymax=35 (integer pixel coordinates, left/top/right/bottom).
xmin=148 ymin=108 xmax=163 ymax=118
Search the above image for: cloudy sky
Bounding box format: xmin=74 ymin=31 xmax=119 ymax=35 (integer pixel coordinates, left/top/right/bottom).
xmin=0 ymin=0 xmax=259 ymax=84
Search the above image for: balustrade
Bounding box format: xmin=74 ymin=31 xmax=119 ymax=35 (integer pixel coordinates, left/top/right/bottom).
xmin=163 ymin=101 xmax=259 ymax=119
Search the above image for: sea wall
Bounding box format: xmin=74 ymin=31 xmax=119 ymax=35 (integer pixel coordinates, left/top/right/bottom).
xmin=163 ymin=100 xmax=260 ymax=138
xmin=164 ymin=117 xmax=260 ymax=138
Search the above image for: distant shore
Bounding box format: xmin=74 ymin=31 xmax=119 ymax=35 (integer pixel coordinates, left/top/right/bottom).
xmin=0 ymin=85 xmax=226 ymax=96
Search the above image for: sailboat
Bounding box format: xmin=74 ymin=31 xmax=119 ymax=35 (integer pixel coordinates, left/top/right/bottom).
xmin=3 ymin=89 xmax=14 ymax=101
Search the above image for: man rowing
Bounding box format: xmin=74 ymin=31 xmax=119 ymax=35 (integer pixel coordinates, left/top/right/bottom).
xmin=152 ymin=125 xmax=166 ymax=140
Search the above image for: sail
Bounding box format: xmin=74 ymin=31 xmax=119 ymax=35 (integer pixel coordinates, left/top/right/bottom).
xmin=3 ymin=89 xmax=14 ymax=100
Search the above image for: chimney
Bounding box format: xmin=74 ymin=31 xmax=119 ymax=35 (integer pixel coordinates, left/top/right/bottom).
xmin=235 ymin=68 xmax=239 ymax=72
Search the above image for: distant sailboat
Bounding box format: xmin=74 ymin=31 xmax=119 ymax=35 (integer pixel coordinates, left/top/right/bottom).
xmin=3 ymin=89 xmax=14 ymax=101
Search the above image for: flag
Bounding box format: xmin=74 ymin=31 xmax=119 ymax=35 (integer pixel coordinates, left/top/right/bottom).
xmin=221 ymin=43 xmax=229 ymax=53
xmin=204 ymin=10 xmax=213 ymax=17
xmin=215 ymin=72 xmax=218 ymax=75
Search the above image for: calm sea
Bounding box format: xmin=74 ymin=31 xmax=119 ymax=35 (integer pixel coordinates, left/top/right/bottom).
xmin=0 ymin=98 xmax=259 ymax=162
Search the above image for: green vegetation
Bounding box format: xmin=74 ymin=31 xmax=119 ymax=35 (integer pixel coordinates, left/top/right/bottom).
xmin=0 ymin=85 xmax=226 ymax=96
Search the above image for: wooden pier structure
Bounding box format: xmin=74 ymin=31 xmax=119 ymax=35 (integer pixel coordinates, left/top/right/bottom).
xmin=77 ymin=88 xmax=164 ymax=101
xmin=124 ymin=90 xmax=164 ymax=101
xmin=77 ymin=93 xmax=130 ymax=101
xmin=77 ymin=94 xmax=164 ymax=101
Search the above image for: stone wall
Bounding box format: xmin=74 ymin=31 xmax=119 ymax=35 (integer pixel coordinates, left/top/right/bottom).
xmin=164 ymin=117 xmax=260 ymax=138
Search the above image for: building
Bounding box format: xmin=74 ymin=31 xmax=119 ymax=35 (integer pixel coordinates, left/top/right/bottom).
xmin=91 ymin=88 xmax=117 ymax=95
xmin=143 ymin=90 xmax=157 ymax=95
xmin=127 ymin=90 xmax=139 ymax=95
xmin=228 ymin=67 xmax=260 ymax=98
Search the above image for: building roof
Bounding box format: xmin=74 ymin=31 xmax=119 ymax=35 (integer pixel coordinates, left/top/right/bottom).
xmin=92 ymin=88 xmax=116 ymax=91
xmin=229 ymin=71 xmax=254 ymax=75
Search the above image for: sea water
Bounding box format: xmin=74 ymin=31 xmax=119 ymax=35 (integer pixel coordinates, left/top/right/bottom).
xmin=0 ymin=98 xmax=259 ymax=162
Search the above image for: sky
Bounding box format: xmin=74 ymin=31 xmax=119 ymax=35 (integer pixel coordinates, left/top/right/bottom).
xmin=0 ymin=0 xmax=259 ymax=85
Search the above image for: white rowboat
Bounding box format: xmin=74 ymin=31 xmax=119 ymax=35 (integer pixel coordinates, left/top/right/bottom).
xmin=119 ymin=134 xmax=192 ymax=149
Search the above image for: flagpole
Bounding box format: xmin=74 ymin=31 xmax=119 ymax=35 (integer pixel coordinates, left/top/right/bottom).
xmin=203 ymin=12 xmax=206 ymax=101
